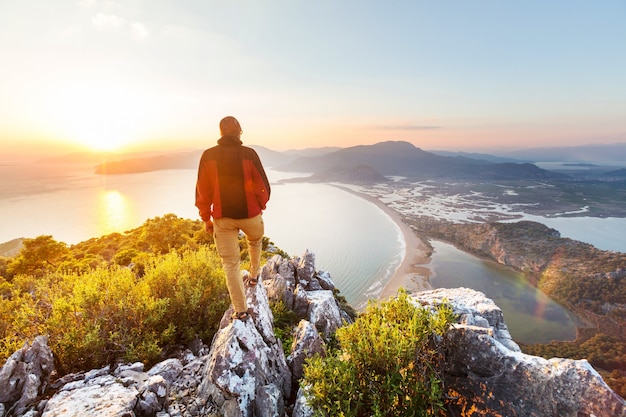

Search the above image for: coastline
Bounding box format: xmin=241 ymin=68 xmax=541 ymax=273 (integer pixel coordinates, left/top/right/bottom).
xmin=331 ymin=185 xmax=433 ymax=299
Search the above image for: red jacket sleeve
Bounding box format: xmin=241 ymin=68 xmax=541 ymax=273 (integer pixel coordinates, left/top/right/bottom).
xmin=195 ymin=158 xmax=220 ymax=221
xmin=243 ymin=159 xmax=270 ymax=213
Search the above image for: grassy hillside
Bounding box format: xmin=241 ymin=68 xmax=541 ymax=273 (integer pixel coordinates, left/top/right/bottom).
xmin=0 ymin=215 xmax=287 ymax=373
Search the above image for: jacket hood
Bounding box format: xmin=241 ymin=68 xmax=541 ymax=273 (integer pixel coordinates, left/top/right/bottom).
xmin=218 ymin=135 xmax=242 ymax=146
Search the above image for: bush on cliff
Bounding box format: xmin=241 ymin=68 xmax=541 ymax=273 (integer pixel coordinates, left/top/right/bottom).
xmin=0 ymin=215 xmax=286 ymax=373
xmin=302 ymin=290 xmax=455 ymax=417
xmin=1 ymin=246 xmax=230 ymax=373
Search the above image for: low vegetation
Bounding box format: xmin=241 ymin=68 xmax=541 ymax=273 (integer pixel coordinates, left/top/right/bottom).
xmin=0 ymin=214 xmax=286 ymax=373
xmin=302 ymin=291 xmax=455 ymax=417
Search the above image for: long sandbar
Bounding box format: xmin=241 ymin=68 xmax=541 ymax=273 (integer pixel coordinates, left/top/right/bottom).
xmin=332 ymin=185 xmax=433 ymax=299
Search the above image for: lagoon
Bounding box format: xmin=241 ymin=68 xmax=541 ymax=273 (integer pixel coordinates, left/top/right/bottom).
xmin=429 ymin=240 xmax=578 ymax=344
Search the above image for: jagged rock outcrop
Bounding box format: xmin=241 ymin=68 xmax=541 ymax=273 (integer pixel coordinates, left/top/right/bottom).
xmin=1 ymin=252 xmax=624 ymax=417
xmin=412 ymin=287 xmax=626 ymax=417
xmin=0 ymin=336 xmax=54 ymax=417
xmin=42 ymin=363 xmax=169 ymax=417
xmin=196 ymin=266 xmax=292 ymax=417
xmin=286 ymin=321 xmax=325 ymax=397
xmin=0 ymin=251 xmax=347 ymax=417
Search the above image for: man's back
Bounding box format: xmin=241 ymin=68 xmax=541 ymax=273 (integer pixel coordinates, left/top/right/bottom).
xmin=196 ymin=135 xmax=270 ymax=221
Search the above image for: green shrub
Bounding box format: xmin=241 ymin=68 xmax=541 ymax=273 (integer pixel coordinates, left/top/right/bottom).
xmin=0 ymin=245 xmax=231 ymax=373
xmin=302 ymin=290 xmax=455 ymax=417
xmin=41 ymin=266 xmax=166 ymax=371
xmin=6 ymin=236 xmax=68 ymax=279
xmin=142 ymin=246 xmax=230 ymax=344
xmin=0 ymin=215 xmax=286 ymax=374
xmin=0 ymin=276 xmax=39 ymax=360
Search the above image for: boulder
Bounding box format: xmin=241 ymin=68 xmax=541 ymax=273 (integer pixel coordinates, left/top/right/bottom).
xmin=0 ymin=335 xmax=54 ymax=416
xmin=412 ymin=287 xmax=626 ymax=417
xmin=197 ymin=275 xmax=291 ymax=417
xmin=292 ymin=387 xmax=314 ymax=417
xmin=287 ymin=320 xmax=325 ymax=395
xmin=262 ymin=255 xmax=296 ymax=310
xmin=315 ymin=270 xmax=335 ymax=291
xmin=306 ymin=290 xmax=343 ymax=338
xmin=41 ymin=362 xmax=166 ymax=417
xmin=295 ymin=250 xmax=316 ymax=286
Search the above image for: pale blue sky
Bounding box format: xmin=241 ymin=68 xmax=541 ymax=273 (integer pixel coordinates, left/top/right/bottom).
xmin=1 ymin=0 xmax=625 ymax=157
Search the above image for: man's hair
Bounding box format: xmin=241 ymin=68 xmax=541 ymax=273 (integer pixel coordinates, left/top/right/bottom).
xmin=220 ymin=116 xmax=241 ymax=136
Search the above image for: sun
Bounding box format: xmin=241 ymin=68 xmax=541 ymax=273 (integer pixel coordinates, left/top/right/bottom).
xmin=49 ymin=81 xmax=153 ymax=152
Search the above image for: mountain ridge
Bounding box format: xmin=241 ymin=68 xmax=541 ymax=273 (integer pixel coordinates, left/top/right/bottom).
xmin=39 ymin=141 xmax=626 ymax=179
xmin=276 ymin=140 xmax=566 ymax=180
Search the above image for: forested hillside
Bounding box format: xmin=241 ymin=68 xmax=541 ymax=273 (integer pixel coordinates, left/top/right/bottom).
xmin=0 ymin=215 xmax=287 ymax=373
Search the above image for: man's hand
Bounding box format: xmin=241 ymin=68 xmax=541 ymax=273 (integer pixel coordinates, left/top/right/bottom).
xmin=205 ymin=220 xmax=214 ymax=234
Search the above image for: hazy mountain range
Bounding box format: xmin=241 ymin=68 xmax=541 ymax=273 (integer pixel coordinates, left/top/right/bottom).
xmin=38 ymin=141 xmax=626 ymax=181
xmin=271 ymin=141 xmax=565 ymax=181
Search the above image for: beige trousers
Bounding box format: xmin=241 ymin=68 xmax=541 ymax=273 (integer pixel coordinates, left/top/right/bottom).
xmin=213 ymin=214 xmax=264 ymax=312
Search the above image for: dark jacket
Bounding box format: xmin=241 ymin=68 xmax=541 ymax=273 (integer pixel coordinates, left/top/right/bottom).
xmin=195 ymin=136 xmax=271 ymax=221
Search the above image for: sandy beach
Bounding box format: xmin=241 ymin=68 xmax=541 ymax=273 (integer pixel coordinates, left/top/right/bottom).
xmin=332 ymin=185 xmax=433 ymax=299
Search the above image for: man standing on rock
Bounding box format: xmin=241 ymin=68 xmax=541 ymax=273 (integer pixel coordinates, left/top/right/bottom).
xmin=195 ymin=116 xmax=271 ymax=321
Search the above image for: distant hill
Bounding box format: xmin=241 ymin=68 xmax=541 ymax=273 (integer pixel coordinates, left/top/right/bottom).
xmin=80 ymin=141 xmax=624 ymax=178
xmin=282 ymin=164 xmax=389 ymax=184
xmin=596 ymin=168 xmax=626 ymax=182
xmin=251 ymin=146 xmax=295 ymax=168
xmin=283 ymin=146 xmax=342 ymax=158
xmin=0 ymin=238 xmax=23 ymax=257
xmin=92 ymin=146 xmax=292 ymax=174
xmin=94 ymin=151 xmax=202 ymax=174
xmin=429 ymin=150 xmax=528 ymax=164
xmin=599 ymin=168 xmax=626 ymax=177
xmin=276 ymin=141 xmax=565 ymax=180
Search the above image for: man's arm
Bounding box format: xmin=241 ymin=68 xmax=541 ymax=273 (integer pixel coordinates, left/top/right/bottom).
xmin=195 ymin=154 xmax=216 ymax=224
xmin=251 ymin=150 xmax=271 ymax=206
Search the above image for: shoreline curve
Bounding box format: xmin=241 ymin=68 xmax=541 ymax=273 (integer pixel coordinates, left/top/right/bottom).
xmin=331 ymin=185 xmax=433 ymax=299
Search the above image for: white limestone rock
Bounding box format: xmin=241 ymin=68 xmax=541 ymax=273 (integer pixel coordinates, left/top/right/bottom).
xmin=0 ymin=336 xmax=54 ymax=416
xmin=413 ymin=287 xmax=626 ymax=417
xmin=198 ymin=278 xmax=291 ymax=417
xmin=287 ymin=320 xmax=325 ymax=394
xmin=306 ymin=290 xmax=343 ymax=338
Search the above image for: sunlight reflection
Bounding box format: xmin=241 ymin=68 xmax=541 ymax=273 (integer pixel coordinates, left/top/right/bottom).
xmin=97 ymin=190 xmax=134 ymax=236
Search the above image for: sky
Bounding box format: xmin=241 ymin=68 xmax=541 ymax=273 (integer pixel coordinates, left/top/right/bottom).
xmin=1 ymin=1 xmax=625 ymax=159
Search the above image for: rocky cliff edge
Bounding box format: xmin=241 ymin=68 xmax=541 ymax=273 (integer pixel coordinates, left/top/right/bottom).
xmin=1 ymin=251 xmax=624 ymax=417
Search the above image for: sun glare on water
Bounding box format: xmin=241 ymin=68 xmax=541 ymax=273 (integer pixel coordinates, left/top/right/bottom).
xmin=97 ymin=190 xmax=134 ymax=236
xmin=49 ymin=82 xmax=154 ymax=152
